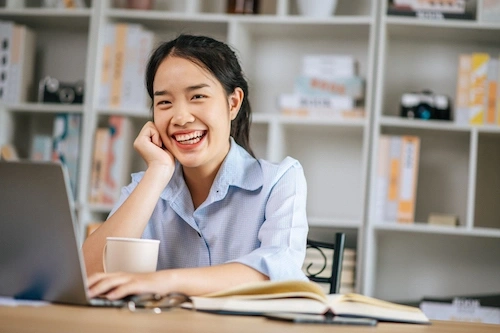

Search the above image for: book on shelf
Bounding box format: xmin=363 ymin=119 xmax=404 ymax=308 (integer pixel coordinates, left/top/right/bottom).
xmin=52 ymin=113 xmax=82 ymax=200
xmin=89 ymin=116 xmax=133 ymax=205
xmin=301 ymin=55 xmax=358 ymax=80
xmin=454 ymin=54 xmax=472 ymax=125
xmin=387 ymin=0 xmax=474 ymax=20
xmin=455 ymin=53 xmax=500 ymax=126
xmin=180 ymin=280 xmax=430 ymax=324
xmin=294 ymin=75 xmax=365 ymax=100
xmin=89 ymin=127 xmax=111 ymax=204
xmin=397 ymin=136 xmax=420 ymax=223
xmin=281 ymin=107 xmax=365 ymax=119
xmin=278 ymin=54 xmax=365 ymax=119
xmin=0 ymin=21 xmax=36 ymax=104
xmin=469 ymin=53 xmax=490 ymax=125
xmin=30 ymin=134 xmax=52 ymax=161
xmin=0 ymin=144 xmax=19 ymax=161
xmin=100 ymin=23 xmax=155 ymax=112
xmin=376 ymin=135 xmax=420 ymax=224
xmin=485 ymin=58 xmax=498 ymax=125
xmin=420 ymin=294 xmax=500 ymax=324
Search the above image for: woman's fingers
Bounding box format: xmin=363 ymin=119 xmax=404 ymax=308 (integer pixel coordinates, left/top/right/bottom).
xmin=87 ymin=272 xmax=159 ymax=300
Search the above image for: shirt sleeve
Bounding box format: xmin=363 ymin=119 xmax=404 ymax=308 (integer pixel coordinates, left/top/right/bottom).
xmin=229 ymin=157 xmax=309 ymax=281
xmin=107 ymin=172 xmax=142 ymax=218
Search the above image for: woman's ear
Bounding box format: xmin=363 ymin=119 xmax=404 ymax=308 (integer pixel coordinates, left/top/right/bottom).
xmin=228 ymin=87 xmax=244 ymax=120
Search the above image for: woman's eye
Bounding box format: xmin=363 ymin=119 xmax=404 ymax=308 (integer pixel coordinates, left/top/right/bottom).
xmin=192 ymin=94 xmax=205 ymax=100
xmin=157 ymin=100 xmax=171 ymax=106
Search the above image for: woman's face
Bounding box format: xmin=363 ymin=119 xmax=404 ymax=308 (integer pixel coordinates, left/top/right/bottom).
xmin=152 ymin=55 xmax=242 ymax=173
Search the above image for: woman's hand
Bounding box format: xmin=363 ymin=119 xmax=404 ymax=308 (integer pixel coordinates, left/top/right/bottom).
xmin=88 ymin=271 xmax=173 ymax=300
xmin=134 ymin=121 xmax=175 ymax=170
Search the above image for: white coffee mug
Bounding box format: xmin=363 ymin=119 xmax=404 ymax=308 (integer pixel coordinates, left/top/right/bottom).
xmin=103 ymin=237 xmax=160 ymax=273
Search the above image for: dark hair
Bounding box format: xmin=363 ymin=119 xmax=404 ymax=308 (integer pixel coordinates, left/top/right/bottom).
xmin=145 ymin=34 xmax=254 ymax=157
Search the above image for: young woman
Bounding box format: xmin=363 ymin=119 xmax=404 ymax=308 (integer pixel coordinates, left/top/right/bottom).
xmin=83 ymin=34 xmax=309 ymax=300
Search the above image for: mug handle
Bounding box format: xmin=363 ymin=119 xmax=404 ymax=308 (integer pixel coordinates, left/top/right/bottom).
xmin=102 ymin=243 xmax=108 ymax=273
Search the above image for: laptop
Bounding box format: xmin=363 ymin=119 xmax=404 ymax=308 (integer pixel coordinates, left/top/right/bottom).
xmin=0 ymin=160 xmax=122 ymax=306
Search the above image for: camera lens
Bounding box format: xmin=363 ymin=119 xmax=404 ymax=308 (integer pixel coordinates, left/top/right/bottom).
xmin=417 ymin=105 xmax=432 ymax=120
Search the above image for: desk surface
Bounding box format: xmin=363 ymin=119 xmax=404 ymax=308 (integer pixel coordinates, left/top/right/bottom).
xmin=1 ymin=304 xmax=499 ymax=333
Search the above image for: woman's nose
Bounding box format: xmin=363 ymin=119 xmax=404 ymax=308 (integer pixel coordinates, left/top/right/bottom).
xmin=171 ymin=103 xmax=195 ymax=126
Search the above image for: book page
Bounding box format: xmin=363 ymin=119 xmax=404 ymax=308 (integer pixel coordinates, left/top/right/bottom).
xmin=327 ymin=294 xmax=429 ymax=324
xmin=185 ymin=296 xmax=328 ymax=315
xmin=202 ymin=280 xmax=328 ymax=303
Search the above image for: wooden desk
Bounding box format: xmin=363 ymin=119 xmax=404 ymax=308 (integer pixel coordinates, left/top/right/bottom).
xmin=0 ymin=304 xmax=498 ymax=333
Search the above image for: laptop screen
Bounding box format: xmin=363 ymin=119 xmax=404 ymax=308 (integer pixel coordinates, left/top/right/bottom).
xmin=0 ymin=161 xmax=90 ymax=305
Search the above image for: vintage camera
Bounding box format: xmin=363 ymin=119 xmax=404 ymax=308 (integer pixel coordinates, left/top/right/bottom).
xmin=400 ymin=90 xmax=452 ymax=120
xmin=38 ymin=76 xmax=84 ymax=104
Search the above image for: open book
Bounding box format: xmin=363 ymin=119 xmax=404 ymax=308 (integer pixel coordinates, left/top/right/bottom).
xmin=182 ymin=280 xmax=430 ymax=324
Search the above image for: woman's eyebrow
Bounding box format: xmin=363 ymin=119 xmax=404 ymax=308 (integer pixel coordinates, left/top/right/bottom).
xmin=153 ymin=84 xmax=210 ymax=97
xmin=185 ymin=83 xmax=210 ymax=92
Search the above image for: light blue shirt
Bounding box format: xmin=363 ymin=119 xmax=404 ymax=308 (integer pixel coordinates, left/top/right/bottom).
xmin=110 ymin=138 xmax=309 ymax=281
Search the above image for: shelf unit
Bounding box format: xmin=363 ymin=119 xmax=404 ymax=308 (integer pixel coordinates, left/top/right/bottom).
xmin=364 ymin=0 xmax=500 ymax=302
xmin=87 ymin=0 xmax=378 ymax=295
xmin=2 ymin=0 xmax=499 ymax=302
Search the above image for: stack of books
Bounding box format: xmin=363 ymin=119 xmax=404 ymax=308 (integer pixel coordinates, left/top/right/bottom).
xmin=278 ymin=55 xmax=365 ymax=119
xmin=98 ymin=23 xmax=156 ymax=113
xmin=374 ymin=135 xmax=421 ymax=224
xmin=0 ymin=20 xmax=36 ymax=104
xmin=387 ymin=0 xmax=474 ymax=20
xmin=455 ymin=53 xmax=500 ymax=126
xmin=89 ymin=116 xmax=133 ymax=205
xmin=31 ymin=114 xmax=82 ymax=200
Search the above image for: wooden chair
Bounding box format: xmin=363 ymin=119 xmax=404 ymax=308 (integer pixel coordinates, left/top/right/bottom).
xmin=304 ymin=232 xmax=346 ymax=294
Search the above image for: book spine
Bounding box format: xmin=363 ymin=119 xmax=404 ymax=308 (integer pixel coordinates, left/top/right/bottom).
xmin=397 ymin=135 xmax=420 ymax=223
xmin=8 ymin=24 xmax=22 ymax=104
xmin=302 ymin=55 xmax=357 ymax=79
xmin=136 ymin=29 xmax=155 ymax=111
xmin=497 ymin=55 xmax=500 ymax=126
xmin=102 ymin=115 xmax=132 ymax=204
xmin=52 ymin=114 xmax=82 ymax=200
xmin=89 ymin=127 xmax=111 ymax=204
xmin=469 ymin=53 xmax=489 ymax=125
xmin=485 ymin=58 xmax=498 ymax=125
xmin=375 ymin=135 xmax=390 ymax=223
xmin=30 ymin=134 xmax=53 ymax=161
xmin=18 ymin=25 xmax=35 ymax=103
xmin=455 ymin=54 xmax=471 ymax=125
xmin=110 ymin=24 xmax=128 ymax=108
xmin=121 ymin=24 xmax=142 ymax=110
xmin=278 ymin=94 xmax=355 ymax=110
xmin=294 ymin=75 xmax=365 ymax=99
xmin=0 ymin=21 xmax=13 ymax=103
xmin=98 ymin=24 xmax=115 ymax=108
xmin=385 ymin=136 xmax=402 ymax=223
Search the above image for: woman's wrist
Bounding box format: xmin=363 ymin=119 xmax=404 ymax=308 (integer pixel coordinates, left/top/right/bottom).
xmin=145 ymin=162 xmax=175 ymax=184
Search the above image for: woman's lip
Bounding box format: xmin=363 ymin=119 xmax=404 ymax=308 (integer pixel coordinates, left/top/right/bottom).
xmin=172 ymin=131 xmax=206 ymax=149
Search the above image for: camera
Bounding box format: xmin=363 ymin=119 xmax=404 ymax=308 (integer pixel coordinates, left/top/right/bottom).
xmin=38 ymin=76 xmax=84 ymax=104
xmin=400 ymin=90 xmax=452 ymax=120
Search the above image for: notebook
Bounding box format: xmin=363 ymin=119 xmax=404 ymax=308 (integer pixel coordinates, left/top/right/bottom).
xmin=0 ymin=160 xmax=122 ymax=307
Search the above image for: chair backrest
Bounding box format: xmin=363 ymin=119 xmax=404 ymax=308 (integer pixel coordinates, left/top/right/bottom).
xmin=303 ymin=232 xmax=346 ymax=294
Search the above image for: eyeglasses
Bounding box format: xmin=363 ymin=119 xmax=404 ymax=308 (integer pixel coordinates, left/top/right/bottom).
xmin=125 ymin=292 xmax=194 ymax=314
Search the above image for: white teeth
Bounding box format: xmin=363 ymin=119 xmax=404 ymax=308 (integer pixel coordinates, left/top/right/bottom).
xmin=174 ymin=131 xmax=205 ymax=144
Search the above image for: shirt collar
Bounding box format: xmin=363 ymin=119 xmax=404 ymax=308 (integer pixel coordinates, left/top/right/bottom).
xmin=159 ymin=137 xmax=263 ymax=203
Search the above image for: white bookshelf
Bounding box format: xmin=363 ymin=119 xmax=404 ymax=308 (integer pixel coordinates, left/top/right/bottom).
xmin=4 ymin=0 xmax=499 ymax=303
xmin=364 ymin=0 xmax=500 ymax=303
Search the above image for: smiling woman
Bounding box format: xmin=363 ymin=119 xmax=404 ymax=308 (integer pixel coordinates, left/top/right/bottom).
xmin=82 ymin=34 xmax=309 ymax=300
